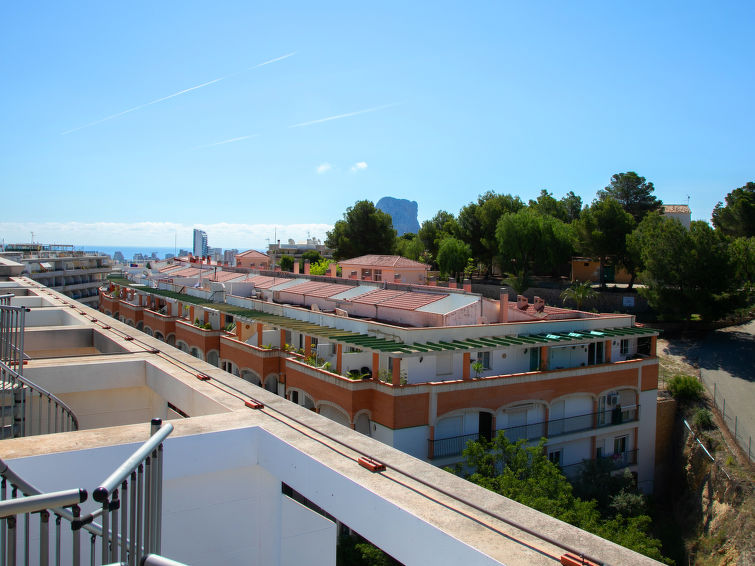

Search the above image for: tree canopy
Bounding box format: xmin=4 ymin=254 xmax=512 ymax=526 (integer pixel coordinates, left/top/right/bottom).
xmin=458 ymin=192 xmax=524 ymax=275
xmin=496 ymin=208 xmax=574 ymax=282
xmin=325 ymin=200 xmax=397 ymax=260
xmin=712 ymin=181 xmax=755 ymax=238
xmin=436 ymin=237 xmax=471 ymax=278
xmin=598 ymin=172 xmax=662 ymax=222
xmin=451 ymin=433 xmax=670 ymax=563
xmin=628 ymin=215 xmax=739 ymax=320
xmin=576 ymin=198 xmax=635 ymax=287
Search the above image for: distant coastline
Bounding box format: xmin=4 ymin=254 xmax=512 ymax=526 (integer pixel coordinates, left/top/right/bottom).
xmin=74 ymin=245 xmax=179 ymax=261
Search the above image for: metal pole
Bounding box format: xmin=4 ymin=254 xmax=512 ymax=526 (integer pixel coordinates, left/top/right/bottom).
xmin=55 ymin=515 xmax=61 ymax=566
xmin=100 ymin=500 xmax=108 ymax=565
xmin=144 ymin=457 xmax=151 ymax=555
xmin=72 ymin=505 xmax=80 ymax=566
xmin=40 ymin=510 xmax=49 ymax=566
xmin=110 ymin=490 xmax=119 ymax=564
xmin=136 ymin=465 xmax=143 ymax=563
xmin=7 ymin=516 xmax=16 ymax=566
xmin=129 ymin=471 xmax=137 ymax=566
xmin=155 ymin=445 xmax=163 ymax=555
xmin=121 ymin=481 xmax=128 ymax=565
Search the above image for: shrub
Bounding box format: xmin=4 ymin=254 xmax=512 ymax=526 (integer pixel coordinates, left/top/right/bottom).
xmin=692 ymin=408 xmax=713 ymax=430
xmin=667 ymin=374 xmax=704 ymax=401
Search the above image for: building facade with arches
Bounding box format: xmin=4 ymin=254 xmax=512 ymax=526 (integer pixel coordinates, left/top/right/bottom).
xmin=100 ymin=281 xmax=660 ymax=492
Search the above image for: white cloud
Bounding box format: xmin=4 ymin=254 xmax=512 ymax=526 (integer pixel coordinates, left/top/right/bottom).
xmin=316 ymin=163 xmax=332 ymax=174
xmin=61 ymin=52 xmax=296 ymax=135
xmin=289 ymin=102 xmax=402 ymax=128
xmin=194 ymin=134 xmax=258 ymax=149
xmin=0 ymin=221 xmax=332 ymax=251
xmin=350 ymin=161 xmax=368 ymax=172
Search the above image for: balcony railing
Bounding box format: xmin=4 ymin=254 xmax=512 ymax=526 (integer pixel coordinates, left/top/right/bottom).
xmin=560 ymin=450 xmax=639 ymax=477
xmin=428 ymin=407 xmax=639 ymax=459
xmin=0 ymin=418 xmax=173 ymax=566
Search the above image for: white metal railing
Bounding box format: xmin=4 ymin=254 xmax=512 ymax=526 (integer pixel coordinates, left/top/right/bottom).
xmin=93 ymin=419 xmax=173 ymax=565
xmin=0 ymin=486 xmax=87 ymax=566
xmin=0 ymin=301 xmax=79 ymax=438
xmin=0 ymin=304 xmax=27 ymax=376
xmin=0 ymin=419 xmax=173 ymax=566
xmin=0 ymin=359 xmax=78 ymax=438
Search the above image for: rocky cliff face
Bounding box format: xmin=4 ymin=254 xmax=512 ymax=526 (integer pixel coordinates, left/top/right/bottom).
xmin=376 ymin=197 xmax=420 ymax=236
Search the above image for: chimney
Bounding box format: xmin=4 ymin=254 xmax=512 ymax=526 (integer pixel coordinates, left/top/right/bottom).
xmin=517 ymin=295 xmax=529 ymax=310
xmin=304 ymin=259 xmax=310 ymax=275
xmin=534 ymin=296 xmax=545 ymax=313
xmin=329 ymin=262 xmax=337 ymax=278
xmin=463 ymin=278 xmax=472 ymax=292
xmin=499 ymin=289 xmax=509 ymax=322
xmin=448 ymin=277 xmax=456 ymax=289
xmin=293 ymin=260 xmax=299 ymax=274
xmin=428 ymin=276 xmax=437 ymax=286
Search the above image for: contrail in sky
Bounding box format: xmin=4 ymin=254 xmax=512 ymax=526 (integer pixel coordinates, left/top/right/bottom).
xmin=288 ymin=102 xmax=403 ymax=128
xmin=194 ymin=134 xmax=259 ymax=149
xmin=61 ymin=52 xmax=296 ymax=135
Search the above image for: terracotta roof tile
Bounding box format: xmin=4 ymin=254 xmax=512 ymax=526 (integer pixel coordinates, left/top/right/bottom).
xmin=236 ymin=249 xmax=269 ymax=259
xmin=338 ymin=255 xmax=430 ymax=269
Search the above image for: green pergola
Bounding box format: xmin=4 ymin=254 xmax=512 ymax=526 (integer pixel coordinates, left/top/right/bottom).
xmin=233 ymin=309 xmax=657 ymax=356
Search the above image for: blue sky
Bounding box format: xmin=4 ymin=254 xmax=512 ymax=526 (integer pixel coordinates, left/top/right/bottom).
xmin=1 ymin=1 xmax=753 ymax=250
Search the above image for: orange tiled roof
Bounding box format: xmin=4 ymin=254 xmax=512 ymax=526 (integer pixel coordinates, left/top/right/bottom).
xmin=338 ymin=255 xmax=429 ymax=269
xmin=236 ymin=249 xmax=269 ymax=259
xmin=663 ymin=204 xmax=690 ymax=214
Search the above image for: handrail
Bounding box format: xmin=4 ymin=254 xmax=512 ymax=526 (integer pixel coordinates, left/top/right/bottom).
xmin=93 ymin=419 xmax=173 ymax=565
xmin=0 ymin=456 xmax=105 ymax=537
xmin=0 ymin=488 xmax=86 ymax=518
xmin=94 ymin=421 xmax=174 ymax=502
xmin=0 ymin=359 xmax=79 ymax=436
xmin=0 ymin=418 xmax=172 ymax=565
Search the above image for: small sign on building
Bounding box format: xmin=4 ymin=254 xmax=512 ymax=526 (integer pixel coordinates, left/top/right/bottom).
xmin=622 ymin=296 xmax=635 ymax=308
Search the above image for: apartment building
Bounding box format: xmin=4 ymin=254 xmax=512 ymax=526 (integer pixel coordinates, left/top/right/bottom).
xmin=101 ymin=269 xmax=660 ymax=493
xmin=0 ymin=256 xmax=663 ymax=566
xmin=0 ymin=244 xmax=111 ymax=306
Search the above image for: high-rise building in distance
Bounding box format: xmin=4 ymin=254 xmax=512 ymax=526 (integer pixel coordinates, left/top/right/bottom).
xmin=192 ymin=228 xmax=208 ymax=257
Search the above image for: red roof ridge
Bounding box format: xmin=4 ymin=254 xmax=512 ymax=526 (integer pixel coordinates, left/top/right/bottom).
xmin=338 ymin=254 xmax=429 ymax=269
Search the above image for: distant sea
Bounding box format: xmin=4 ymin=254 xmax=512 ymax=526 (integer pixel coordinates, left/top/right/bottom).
xmin=74 ymin=245 xmax=180 ymax=261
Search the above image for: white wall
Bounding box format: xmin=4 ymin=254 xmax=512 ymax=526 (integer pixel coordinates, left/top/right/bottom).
xmin=637 ymin=388 xmax=657 ymax=493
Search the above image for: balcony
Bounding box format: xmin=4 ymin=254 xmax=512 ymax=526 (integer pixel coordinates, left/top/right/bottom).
xmin=428 ymin=408 xmax=639 ymax=460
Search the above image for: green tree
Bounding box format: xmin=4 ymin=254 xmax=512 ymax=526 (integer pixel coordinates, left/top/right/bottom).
xmin=560 ymin=190 xmax=583 ymax=222
xmin=436 ymin=237 xmax=471 ymax=279
xmin=576 ymin=198 xmax=635 ymax=288
xmin=729 ymin=236 xmax=755 ymax=292
xmin=598 ymin=172 xmax=662 ymax=222
xmin=325 ymin=200 xmax=397 ymax=260
xmin=529 ymin=189 xmax=569 ymax=222
xmin=309 ymin=258 xmax=338 ymax=276
xmin=560 ymin=280 xmax=597 ymax=311
xmin=279 ymin=255 xmax=294 ymax=272
xmin=452 ymin=433 xmax=670 ymax=563
xmin=395 ymin=233 xmax=425 ymax=261
xmin=712 ymin=181 xmax=755 ymax=238
xmin=628 ymin=215 xmax=739 ymax=320
xmin=496 ymin=209 xmax=575 ymax=282
xmin=301 ymin=250 xmax=322 ymax=264
xmin=417 ymin=210 xmax=458 ymax=266
xmin=458 ymin=192 xmax=524 ymax=275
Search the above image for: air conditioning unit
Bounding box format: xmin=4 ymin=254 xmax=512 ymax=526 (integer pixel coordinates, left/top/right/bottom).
xmin=607 ymin=393 xmax=619 ymax=406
